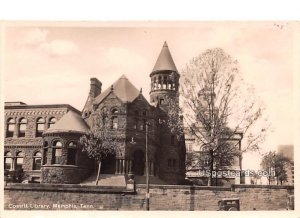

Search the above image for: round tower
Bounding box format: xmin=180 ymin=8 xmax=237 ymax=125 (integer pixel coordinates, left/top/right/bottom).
xmin=150 ymin=41 xmax=180 ymax=110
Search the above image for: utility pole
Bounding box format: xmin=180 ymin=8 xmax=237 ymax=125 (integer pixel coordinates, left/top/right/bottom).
xmin=145 ymin=122 xmax=150 ymax=211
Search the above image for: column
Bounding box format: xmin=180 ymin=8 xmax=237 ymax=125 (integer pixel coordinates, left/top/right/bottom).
xmin=115 ymin=159 xmax=119 ymax=174
xmin=128 ymin=160 xmax=133 ymax=174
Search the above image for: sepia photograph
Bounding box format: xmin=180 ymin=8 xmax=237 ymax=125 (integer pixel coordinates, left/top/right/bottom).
xmin=1 ymin=20 xmax=298 ymax=215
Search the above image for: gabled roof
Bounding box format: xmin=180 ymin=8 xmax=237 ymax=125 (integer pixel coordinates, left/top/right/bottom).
xmin=94 ymin=74 xmax=141 ymax=104
xmin=152 ymin=41 xmax=178 ymax=73
xmin=44 ymin=110 xmax=89 ymax=134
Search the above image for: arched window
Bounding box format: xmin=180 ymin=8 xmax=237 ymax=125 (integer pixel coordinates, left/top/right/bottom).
xmin=36 ymin=117 xmax=45 ymax=137
xmin=33 ymin=151 xmax=42 ymax=170
xmin=4 ymin=151 xmax=13 ymax=170
xmin=140 ymin=119 xmax=146 ymax=131
xmin=67 ymin=142 xmax=77 ymax=165
xmin=6 ymin=118 xmax=15 ymax=137
xmin=111 ymin=108 xmax=118 ymax=129
xmin=163 ymin=76 xmax=167 ymax=89
xmin=133 ymin=118 xmax=139 ymax=130
xmin=52 ymin=141 xmax=62 ymax=164
xmin=48 ymin=117 xmax=57 ymax=128
xmin=18 ymin=118 xmax=27 ymax=137
xmin=16 ymin=151 xmax=24 ymax=170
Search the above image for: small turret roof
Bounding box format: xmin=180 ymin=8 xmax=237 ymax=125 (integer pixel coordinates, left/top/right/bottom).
xmin=45 ymin=110 xmax=89 ymax=134
xmin=152 ymin=41 xmax=178 ymax=73
xmin=94 ymin=74 xmax=141 ymax=104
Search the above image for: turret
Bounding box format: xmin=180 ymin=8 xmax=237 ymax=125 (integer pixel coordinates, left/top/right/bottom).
xmin=149 ymin=42 xmax=180 ymax=109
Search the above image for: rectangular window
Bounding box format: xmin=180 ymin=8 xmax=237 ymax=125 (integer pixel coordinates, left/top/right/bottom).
xmin=112 ymin=117 xmax=118 ymax=129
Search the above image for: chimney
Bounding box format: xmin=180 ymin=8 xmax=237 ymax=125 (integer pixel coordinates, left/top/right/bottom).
xmin=89 ymin=78 xmax=102 ymax=98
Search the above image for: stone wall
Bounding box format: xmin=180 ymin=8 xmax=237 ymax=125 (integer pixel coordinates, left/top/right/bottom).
xmin=4 ymin=184 xmax=293 ymax=211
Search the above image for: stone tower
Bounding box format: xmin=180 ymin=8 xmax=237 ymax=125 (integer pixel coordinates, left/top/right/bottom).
xmin=149 ymin=41 xmax=180 ymax=109
xmin=150 ymin=42 xmax=186 ymax=184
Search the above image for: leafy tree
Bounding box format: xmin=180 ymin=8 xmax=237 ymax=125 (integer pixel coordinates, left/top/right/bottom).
xmin=79 ymin=110 xmax=118 ymax=185
xmin=179 ymin=48 xmax=269 ymax=186
xmin=260 ymin=151 xmax=290 ymax=185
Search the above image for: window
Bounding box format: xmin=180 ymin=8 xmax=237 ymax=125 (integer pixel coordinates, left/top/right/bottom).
xmin=52 ymin=141 xmax=62 ymax=164
xmin=36 ymin=118 xmax=45 ymax=137
xmin=140 ymin=119 xmax=146 ymax=131
xmin=48 ymin=117 xmax=57 ymax=128
xmin=43 ymin=148 xmax=48 ymax=165
xmin=6 ymin=118 xmax=15 ymax=137
xmin=159 ymin=98 xmax=164 ymax=105
xmin=18 ymin=118 xmax=27 ymax=137
xmin=111 ymin=116 xmax=118 ymax=129
xmin=16 ymin=151 xmax=24 ymax=170
xmin=67 ymin=142 xmax=77 ymax=165
xmin=134 ymin=118 xmax=139 ymax=130
xmin=33 ymin=152 xmax=42 ymax=170
xmin=4 ymin=151 xmax=13 ymax=170
xmin=167 ymin=158 xmax=176 ymax=169
xmin=111 ymin=108 xmax=118 ymax=129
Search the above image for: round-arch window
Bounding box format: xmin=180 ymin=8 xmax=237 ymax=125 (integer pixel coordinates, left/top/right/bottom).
xmin=16 ymin=151 xmax=24 ymax=170
xmin=112 ymin=108 xmax=119 ymax=114
xmin=52 ymin=141 xmax=62 ymax=164
xmin=6 ymin=118 xmax=15 ymax=137
xmin=33 ymin=151 xmax=42 ymax=170
xmin=36 ymin=117 xmax=45 ymax=137
xmin=19 ymin=118 xmax=27 ymax=137
xmin=4 ymin=151 xmax=13 ymax=170
xmin=49 ymin=117 xmax=57 ymax=128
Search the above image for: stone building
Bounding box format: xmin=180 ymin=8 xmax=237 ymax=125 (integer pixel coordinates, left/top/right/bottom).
xmin=4 ymin=42 xmax=186 ymax=185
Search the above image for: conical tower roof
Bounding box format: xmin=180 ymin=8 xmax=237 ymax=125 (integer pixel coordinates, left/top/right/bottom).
xmin=152 ymin=41 xmax=178 ymax=73
xmin=94 ymin=74 xmax=141 ymax=104
xmin=45 ymin=110 xmax=89 ymax=134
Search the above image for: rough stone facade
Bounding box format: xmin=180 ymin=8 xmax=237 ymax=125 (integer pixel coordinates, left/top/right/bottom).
xmin=4 ymin=42 xmax=187 ymax=185
xmin=4 ymin=184 xmax=294 ymax=210
xmin=4 ymin=104 xmax=80 ymax=181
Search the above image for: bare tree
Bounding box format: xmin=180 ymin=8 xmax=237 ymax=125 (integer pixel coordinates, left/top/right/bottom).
xmin=79 ymin=110 xmax=118 ymax=185
xmin=180 ymin=48 xmax=269 ymax=186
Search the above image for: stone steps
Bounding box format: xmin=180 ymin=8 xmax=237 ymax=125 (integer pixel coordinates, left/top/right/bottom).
xmin=81 ymin=173 xmax=126 ymax=187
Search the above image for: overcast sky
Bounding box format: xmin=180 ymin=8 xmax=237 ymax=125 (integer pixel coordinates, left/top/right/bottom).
xmin=3 ymin=22 xmax=296 ymax=170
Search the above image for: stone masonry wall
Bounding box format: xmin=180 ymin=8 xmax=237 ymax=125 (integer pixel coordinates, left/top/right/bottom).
xmin=4 ymin=184 xmax=293 ymax=211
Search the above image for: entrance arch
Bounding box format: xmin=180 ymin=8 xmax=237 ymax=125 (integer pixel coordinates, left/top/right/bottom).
xmin=101 ymin=153 xmax=116 ymax=174
xmin=132 ymin=150 xmax=145 ymax=176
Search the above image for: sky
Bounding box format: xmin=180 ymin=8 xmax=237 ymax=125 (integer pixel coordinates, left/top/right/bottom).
xmin=2 ymin=21 xmax=296 ymax=171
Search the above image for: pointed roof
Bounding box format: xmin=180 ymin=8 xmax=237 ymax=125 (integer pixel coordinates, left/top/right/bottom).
xmin=45 ymin=110 xmax=89 ymax=134
xmin=152 ymin=41 xmax=178 ymax=73
xmin=94 ymin=74 xmax=141 ymax=104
